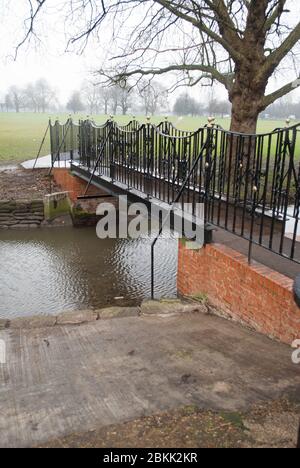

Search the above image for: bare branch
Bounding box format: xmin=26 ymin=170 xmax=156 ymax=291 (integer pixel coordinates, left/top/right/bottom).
xmin=14 ymin=0 xmax=47 ymax=60
xmin=100 ymin=63 xmax=233 ymax=90
xmin=264 ymin=21 xmax=300 ymax=74
xmin=264 ymin=75 xmax=300 ymax=107
xmin=154 ymin=0 xmax=243 ymax=61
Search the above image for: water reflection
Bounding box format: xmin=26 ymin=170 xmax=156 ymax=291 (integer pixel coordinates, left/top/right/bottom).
xmin=0 ymin=227 xmax=177 ymax=318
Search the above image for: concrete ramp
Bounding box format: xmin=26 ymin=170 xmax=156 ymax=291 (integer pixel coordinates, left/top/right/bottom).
xmin=0 ymin=309 xmax=299 ymax=447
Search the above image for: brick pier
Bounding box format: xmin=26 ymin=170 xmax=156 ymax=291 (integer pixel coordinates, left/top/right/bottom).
xmin=178 ymin=240 xmax=300 ymax=344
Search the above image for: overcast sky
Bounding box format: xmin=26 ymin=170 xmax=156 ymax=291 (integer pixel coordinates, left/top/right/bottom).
xmin=0 ymin=0 xmax=97 ymax=103
xmin=0 ymin=0 xmax=299 ymax=105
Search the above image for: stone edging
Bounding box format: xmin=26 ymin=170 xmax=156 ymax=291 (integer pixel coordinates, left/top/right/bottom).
xmin=0 ymin=300 xmax=208 ymax=330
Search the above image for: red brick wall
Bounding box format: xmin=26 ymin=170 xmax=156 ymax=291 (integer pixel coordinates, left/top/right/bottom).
xmin=52 ymin=169 xmax=105 ymax=202
xmin=178 ymin=241 xmax=300 ymax=344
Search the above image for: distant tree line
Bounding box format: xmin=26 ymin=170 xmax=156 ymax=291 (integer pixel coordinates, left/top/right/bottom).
xmin=77 ymin=80 xmax=170 ymax=116
xmin=1 ymin=77 xmax=300 ymax=120
xmin=3 ymin=79 xmax=58 ymax=113
xmin=173 ymin=93 xmax=300 ymax=120
xmin=173 ymin=94 xmax=231 ymax=118
xmin=263 ymin=100 xmax=300 ymax=120
xmin=1 ymin=78 xmax=170 ymax=116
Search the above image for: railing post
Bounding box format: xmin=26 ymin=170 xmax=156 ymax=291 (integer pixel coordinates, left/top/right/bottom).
xmin=144 ymin=118 xmax=153 ymax=198
xmin=55 ymin=118 xmax=60 ymax=165
xmin=86 ymin=118 xmax=91 ymax=170
xmin=69 ymin=115 xmax=74 ymax=162
xmin=49 ymin=118 xmax=54 ymax=166
xmin=109 ymin=120 xmax=115 ymax=181
xmin=204 ymin=118 xmax=215 ymax=244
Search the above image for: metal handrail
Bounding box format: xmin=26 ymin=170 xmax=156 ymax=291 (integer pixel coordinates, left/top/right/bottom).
xmin=51 ymin=117 xmax=300 ymax=137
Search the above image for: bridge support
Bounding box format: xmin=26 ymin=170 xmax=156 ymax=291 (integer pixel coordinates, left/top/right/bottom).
xmin=178 ymin=239 xmax=300 ymax=345
xmin=51 ymin=168 xmax=119 ymax=226
xmin=52 ymin=168 xmax=106 ymax=202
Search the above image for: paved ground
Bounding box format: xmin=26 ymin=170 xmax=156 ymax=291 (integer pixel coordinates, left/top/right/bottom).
xmin=21 ymin=155 xmax=70 ymax=170
xmin=0 ymin=309 xmax=300 ymax=448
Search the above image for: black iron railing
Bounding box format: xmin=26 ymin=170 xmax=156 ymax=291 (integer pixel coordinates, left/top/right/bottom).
xmin=50 ymin=117 xmax=300 ymax=265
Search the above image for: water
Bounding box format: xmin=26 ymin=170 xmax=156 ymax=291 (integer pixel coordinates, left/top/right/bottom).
xmin=0 ymin=227 xmax=178 ymax=318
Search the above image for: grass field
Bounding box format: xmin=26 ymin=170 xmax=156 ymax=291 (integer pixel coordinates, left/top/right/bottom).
xmin=0 ymin=112 xmax=298 ymax=163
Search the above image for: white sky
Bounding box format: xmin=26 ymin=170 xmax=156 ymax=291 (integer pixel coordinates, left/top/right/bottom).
xmin=0 ymin=0 xmax=96 ymax=103
xmin=0 ymin=0 xmax=299 ymax=105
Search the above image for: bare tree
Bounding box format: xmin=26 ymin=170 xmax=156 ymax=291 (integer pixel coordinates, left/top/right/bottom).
xmin=109 ymin=85 xmax=120 ymax=115
xmin=212 ymin=100 xmax=232 ymax=118
xmin=174 ymin=94 xmax=199 ymax=116
xmin=34 ymin=78 xmax=56 ymax=112
xmin=207 ymin=98 xmax=231 ymax=118
xmin=23 ymin=79 xmax=56 ymax=112
xmin=67 ymin=91 xmax=85 ymax=114
xmin=107 ymin=84 xmax=132 ymax=115
xmin=4 ymin=94 xmax=13 ymax=112
xmin=15 ymin=1 xmax=300 ymax=133
xmin=100 ymin=87 xmax=111 ymax=115
xmin=7 ymin=86 xmax=25 ymax=113
xmin=82 ymin=82 xmax=102 ymax=114
xmin=138 ymin=80 xmax=168 ymax=115
xmin=118 ymin=86 xmax=133 ymax=115
xmin=24 ymin=83 xmax=38 ymax=112
xmin=83 ymin=83 xmax=112 ymax=114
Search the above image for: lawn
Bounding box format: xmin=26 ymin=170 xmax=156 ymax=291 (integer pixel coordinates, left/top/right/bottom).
xmin=0 ymin=112 xmax=298 ymax=163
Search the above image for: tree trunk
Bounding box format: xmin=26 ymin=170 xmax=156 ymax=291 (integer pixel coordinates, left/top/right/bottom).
xmin=228 ymin=0 xmax=270 ymax=135
xmin=229 ymin=77 xmax=265 ymax=135
xmin=226 ymin=71 xmax=267 ymax=190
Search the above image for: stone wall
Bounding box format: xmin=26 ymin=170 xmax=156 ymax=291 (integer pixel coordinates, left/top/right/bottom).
xmin=178 ymin=240 xmax=300 ymax=345
xmin=0 ymin=200 xmax=44 ymax=229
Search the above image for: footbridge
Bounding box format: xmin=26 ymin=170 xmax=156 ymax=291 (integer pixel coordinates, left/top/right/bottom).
xmin=48 ymin=117 xmax=300 ymax=267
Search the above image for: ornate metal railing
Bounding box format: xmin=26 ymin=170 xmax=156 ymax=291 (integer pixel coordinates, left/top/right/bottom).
xmin=50 ymin=117 xmax=300 ymax=264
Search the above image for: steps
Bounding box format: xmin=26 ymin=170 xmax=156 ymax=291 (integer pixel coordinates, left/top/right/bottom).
xmin=0 ymin=200 xmax=45 ymax=229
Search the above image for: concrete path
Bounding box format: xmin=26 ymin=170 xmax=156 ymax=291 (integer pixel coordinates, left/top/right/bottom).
xmin=0 ymin=310 xmax=299 ymax=447
xmin=21 ymin=155 xmax=70 ymax=169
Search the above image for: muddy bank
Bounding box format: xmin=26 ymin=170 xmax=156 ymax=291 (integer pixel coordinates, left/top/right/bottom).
xmin=0 ymin=166 xmax=58 ymax=200
xmin=37 ymin=399 xmax=300 ymax=448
